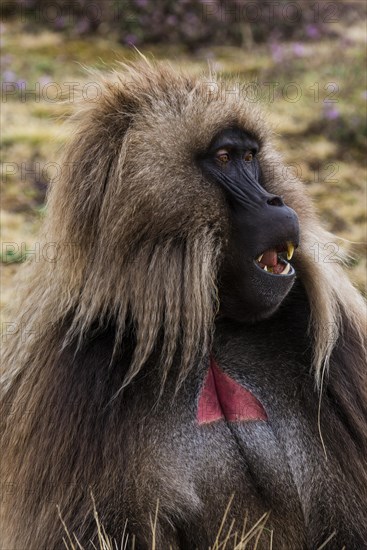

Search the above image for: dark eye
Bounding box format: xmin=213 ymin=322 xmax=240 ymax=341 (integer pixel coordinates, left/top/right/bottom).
xmin=243 ymin=151 xmax=254 ymax=162
xmin=216 ymin=149 xmax=230 ymax=164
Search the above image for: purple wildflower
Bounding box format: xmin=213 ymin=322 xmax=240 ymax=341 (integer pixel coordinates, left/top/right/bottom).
xmin=54 ymin=16 xmax=66 ymax=30
xmin=270 ymin=43 xmax=283 ymax=63
xmin=2 ymin=70 xmax=16 ymax=81
xmin=323 ymin=105 xmax=340 ymax=120
xmin=124 ymin=34 xmax=138 ymax=45
xmin=75 ymin=18 xmax=91 ymax=34
xmin=306 ymin=25 xmax=320 ymax=39
xmin=292 ymin=43 xmax=306 ymax=57
xmin=16 ymin=79 xmax=27 ymax=89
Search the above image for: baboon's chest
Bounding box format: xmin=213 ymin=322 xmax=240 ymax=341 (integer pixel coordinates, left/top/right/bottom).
xmin=136 ymin=343 xmax=310 ymax=546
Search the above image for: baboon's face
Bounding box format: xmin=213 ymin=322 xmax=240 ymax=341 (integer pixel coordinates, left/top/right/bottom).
xmin=198 ymin=127 xmax=300 ymax=323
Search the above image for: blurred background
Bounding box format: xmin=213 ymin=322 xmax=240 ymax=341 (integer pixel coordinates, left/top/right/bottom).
xmin=1 ymin=0 xmax=366 ymax=315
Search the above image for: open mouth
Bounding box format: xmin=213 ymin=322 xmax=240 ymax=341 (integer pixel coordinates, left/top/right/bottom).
xmin=254 ymin=242 xmax=296 ymax=276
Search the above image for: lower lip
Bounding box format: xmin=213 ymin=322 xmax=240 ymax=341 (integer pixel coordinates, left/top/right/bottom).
xmin=253 ymin=259 xmax=295 ymax=277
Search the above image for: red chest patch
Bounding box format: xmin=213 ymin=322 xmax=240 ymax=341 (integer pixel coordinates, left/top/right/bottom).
xmin=197 ymin=357 xmax=267 ymax=425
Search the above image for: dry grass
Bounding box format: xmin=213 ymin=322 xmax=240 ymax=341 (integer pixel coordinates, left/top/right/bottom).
xmin=58 ymin=493 xmax=340 ymax=549
xmin=58 ymin=494 xmax=273 ymax=550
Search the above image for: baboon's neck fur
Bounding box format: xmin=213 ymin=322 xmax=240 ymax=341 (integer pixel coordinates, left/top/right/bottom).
xmin=2 ymin=60 xmax=366 ymax=391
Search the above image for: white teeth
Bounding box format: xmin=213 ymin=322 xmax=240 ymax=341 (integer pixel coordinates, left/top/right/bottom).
xmin=263 ymin=265 xmax=268 ymax=271
xmin=257 ymin=254 xmax=263 ymax=262
xmin=281 ymin=263 xmax=291 ymax=275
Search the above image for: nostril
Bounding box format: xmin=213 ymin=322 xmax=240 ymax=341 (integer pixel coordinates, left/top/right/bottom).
xmin=267 ymin=195 xmax=284 ymax=207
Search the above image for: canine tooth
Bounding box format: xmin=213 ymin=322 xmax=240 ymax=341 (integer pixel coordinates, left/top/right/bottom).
xmin=287 ymin=242 xmax=295 ymax=260
xmin=282 ymin=263 xmax=291 ymax=275
xmin=263 ymin=265 xmax=268 ymax=271
xmin=257 ymin=254 xmax=263 ymax=262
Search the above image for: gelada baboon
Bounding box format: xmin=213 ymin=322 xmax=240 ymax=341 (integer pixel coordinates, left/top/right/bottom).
xmin=1 ymin=61 xmax=366 ymax=549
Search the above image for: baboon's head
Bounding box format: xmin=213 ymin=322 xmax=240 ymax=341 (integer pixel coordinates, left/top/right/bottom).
xmin=44 ymin=61 xmax=323 ymax=383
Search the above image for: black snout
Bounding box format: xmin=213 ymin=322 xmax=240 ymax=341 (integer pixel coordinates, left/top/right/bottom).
xmin=232 ymin=194 xmax=300 ymax=260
